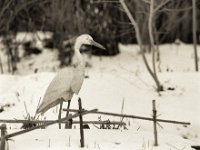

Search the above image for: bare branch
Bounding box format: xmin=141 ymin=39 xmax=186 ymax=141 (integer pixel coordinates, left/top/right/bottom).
xmin=141 ymin=0 xmax=151 ymax=4
xmin=0 ymin=0 xmax=13 ymax=19
xmin=154 ymin=0 xmax=171 ymax=12
xmin=163 ymin=6 xmax=192 ymax=12
xmin=91 ymin=0 xmax=119 ymax=3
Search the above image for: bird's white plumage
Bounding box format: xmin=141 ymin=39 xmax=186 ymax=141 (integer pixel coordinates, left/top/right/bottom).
xmin=37 ymin=34 xmax=105 ymax=114
xmin=37 ymin=66 xmax=84 ymax=113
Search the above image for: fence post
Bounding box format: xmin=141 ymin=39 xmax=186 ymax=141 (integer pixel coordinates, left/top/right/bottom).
xmin=78 ymin=98 xmax=84 ymax=148
xmin=58 ymin=100 xmax=63 ymax=129
xmin=65 ymin=114 xmax=73 ymax=129
xmin=0 ymin=124 xmax=7 ymax=150
xmin=152 ymin=100 xmax=158 ymax=146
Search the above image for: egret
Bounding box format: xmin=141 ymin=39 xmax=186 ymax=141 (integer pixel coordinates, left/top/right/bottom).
xmin=37 ymin=34 xmax=105 ymax=128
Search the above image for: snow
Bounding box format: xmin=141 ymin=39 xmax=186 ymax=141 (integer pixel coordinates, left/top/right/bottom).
xmin=0 ymin=35 xmax=200 ymax=149
xmin=8 ymin=129 xmax=193 ymax=150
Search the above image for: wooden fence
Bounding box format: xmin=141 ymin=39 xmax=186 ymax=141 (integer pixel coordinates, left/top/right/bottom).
xmin=0 ymin=99 xmax=191 ymax=149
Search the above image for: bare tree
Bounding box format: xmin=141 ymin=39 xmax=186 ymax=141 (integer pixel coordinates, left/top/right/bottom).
xmin=148 ymin=0 xmax=171 ymax=70
xmin=120 ymin=0 xmax=163 ymax=92
xmin=0 ymin=0 xmax=49 ymax=73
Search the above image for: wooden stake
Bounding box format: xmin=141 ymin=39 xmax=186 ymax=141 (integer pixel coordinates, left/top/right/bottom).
xmin=58 ymin=101 xmax=63 ymax=129
xmin=78 ymin=98 xmax=84 ymax=147
xmin=152 ymin=100 xmax=158 ymax=146
xmin=65 ymin=100 xmax=71 ymax=129
xmin=68 ymin=114 xmax=73 ymax=129
xmin=0 ymin=124 xmax=7 ymax=150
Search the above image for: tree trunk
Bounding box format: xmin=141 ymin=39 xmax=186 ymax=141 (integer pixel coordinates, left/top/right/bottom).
xmin=148 ymin=0 xmax=162 ymax=91
xmin=192 ymin=0 xmax=198 ymax=71
xmin=0 ymin=53 xmax=4 ymax=74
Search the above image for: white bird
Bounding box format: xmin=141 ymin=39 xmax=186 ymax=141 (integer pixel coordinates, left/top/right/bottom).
xmin=37 ymin=34 xmax=105 ymax=128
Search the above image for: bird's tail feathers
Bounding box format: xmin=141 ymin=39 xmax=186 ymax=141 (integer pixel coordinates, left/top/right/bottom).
xmin=37 ymin=99 xmax=62 ymax=114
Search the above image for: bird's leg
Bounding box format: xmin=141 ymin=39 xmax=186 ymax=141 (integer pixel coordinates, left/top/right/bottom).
xmin=66 ymin=100 xmax=71 ymax=117
xmin=58 ymin=100 xmax=63 ymax=129
xmin=65 ymin=100 xmax=71 ymax=129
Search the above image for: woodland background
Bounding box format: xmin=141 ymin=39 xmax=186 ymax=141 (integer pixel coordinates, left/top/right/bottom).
xmin=0 ymin=0 xmax=199 ymax=75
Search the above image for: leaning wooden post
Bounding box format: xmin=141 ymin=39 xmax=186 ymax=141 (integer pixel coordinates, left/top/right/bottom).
xmin=78 ymin=98 xmax=84 ymax=148
xmin=64 ymin=113 xmax=73 ymax=129
xmin=58 ymin=101 xmax=63 ymax=129
xmin=152 ymin=100 xmax=158 ymax=146
xmin=0 ymin=124 xmax=7 ymax=150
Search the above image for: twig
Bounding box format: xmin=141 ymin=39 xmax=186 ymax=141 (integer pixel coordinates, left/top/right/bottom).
xmin=117 ymin=98 xmax=125 ymax=129
xmin=34 ymin=97 xmax=41 ymax=120
xmin=23 ymin=101 xmax=30 ymax=119
xmin=163 ymin=6 xmax=192 ymax=12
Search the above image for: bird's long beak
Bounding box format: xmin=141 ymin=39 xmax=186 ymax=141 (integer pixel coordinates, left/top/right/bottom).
xmin=90 ymin=40 xmax=106 ymax=50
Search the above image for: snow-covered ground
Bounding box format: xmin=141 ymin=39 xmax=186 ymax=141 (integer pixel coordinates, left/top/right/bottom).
xmin=0 ymin=34 xmax=199 ymax=149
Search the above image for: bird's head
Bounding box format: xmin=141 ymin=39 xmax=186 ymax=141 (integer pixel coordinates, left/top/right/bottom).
xmin=75 ymin=34 xmax=105 ymax=50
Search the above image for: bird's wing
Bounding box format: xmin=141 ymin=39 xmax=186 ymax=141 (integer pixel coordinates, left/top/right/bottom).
xmin=37 ymin=68 xmax=74 ymax=113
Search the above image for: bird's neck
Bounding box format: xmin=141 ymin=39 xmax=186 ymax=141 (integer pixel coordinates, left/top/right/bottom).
xmin=74 ymin=41 xmax=81 ymax=51
xmin=73 ymin=44 xmax=84 ymax=68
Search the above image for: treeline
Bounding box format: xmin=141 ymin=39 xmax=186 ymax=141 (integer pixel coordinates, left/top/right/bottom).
xmin=0 ymin=0 xmax=200 ymax=56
